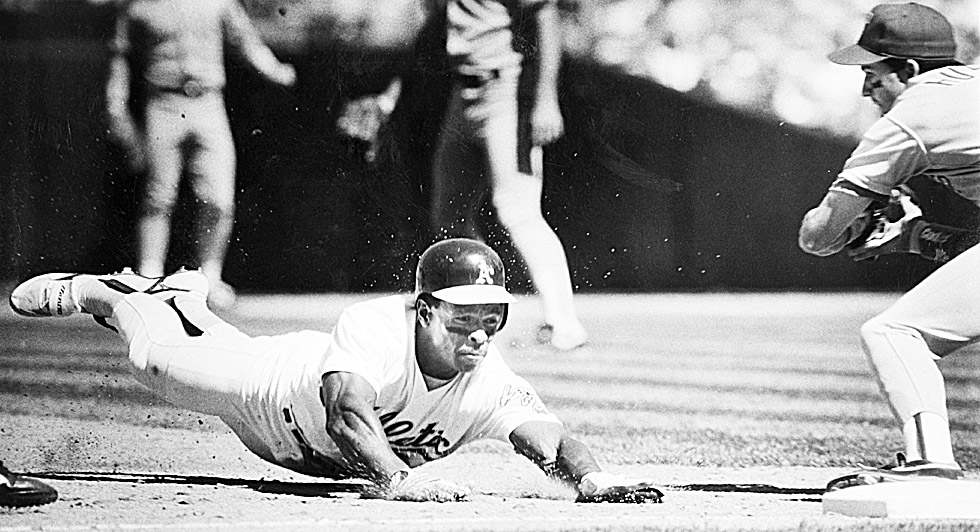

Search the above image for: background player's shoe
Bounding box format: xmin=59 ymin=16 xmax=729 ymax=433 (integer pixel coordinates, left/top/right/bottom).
xmin=207 ymin=279 xmax=237 ymax=310
xmin=536 ymin=323 xmax=588 ymax=351
xmin=0 ymin=461 xmax=58 ymax=508
xmin=9 ymin=268 xmax=209 ymax=318
xmin=826 ymin=452 xmax=964 ymax=492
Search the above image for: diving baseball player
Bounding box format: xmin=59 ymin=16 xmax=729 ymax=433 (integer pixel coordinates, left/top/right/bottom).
xmin=9 ymin=239 xmax=662 ymax=503
xmin=797 ymin=3 xmax=980 ymax=491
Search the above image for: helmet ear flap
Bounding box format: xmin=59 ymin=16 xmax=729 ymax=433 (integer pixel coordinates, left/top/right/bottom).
xmin=497 ymin=304 xmax=509 ymax=332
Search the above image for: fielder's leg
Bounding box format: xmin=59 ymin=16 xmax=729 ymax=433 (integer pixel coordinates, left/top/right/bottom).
xmin=827 ymin=244 xmax=980 ymax=491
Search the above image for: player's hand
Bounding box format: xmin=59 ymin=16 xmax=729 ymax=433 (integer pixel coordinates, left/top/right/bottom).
xmin=575 ymin=471 xmax=663 ymax=503
xmin=107 ymin=117 xmax=147 ymax=174
xmin=274 ymin=63 xmax=297 ymax=87
xmin=848 ymin=189 xmax=922 ymax=261
xmin=531 ymin=98 xmax=564 ymax=146
xmin=363 ymin=470 xmax=470 ymax=502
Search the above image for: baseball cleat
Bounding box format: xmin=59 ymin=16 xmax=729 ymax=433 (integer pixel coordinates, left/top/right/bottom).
xmin=536 ymin=324 xmax=588 ymax=351
xmin=9 ymin=267 xmax=209 ymax=318
xmin=825 ymin=452 xmax=964 ymax=492
xmin=0 ymin=461 xmax=58 ymax=508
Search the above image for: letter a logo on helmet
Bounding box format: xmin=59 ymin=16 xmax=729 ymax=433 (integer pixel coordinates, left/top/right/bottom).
xmin=416 ymin=238 xmax=517 ymax=305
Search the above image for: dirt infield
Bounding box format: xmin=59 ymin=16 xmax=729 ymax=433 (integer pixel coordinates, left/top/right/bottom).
xmin=2 ymin=292 xmax=979 ymax=531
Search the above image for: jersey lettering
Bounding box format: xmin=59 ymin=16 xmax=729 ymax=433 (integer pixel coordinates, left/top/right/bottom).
xmin=378 ymin=411 xmax=452 ymax=462
xmin=500 ymin=384 xmax=549 ymax=414
xmin=923 ymin=66 xmax=979 ymax=87
xmin=920 ymin=226 xmax=952 ymax=244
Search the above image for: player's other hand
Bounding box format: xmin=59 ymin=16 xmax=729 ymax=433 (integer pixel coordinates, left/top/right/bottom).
xmin=848 ymin=189 xmax=923 ymax=261
xmin=575 ymin=471 xmax=663 ymax=503
xmin=363 ymin=470 xmax=470 ymax=502
xmin=274 ymin=63 xmax=297 ymax=87
xmin=531 ymin=98 xmax=564 ymax=146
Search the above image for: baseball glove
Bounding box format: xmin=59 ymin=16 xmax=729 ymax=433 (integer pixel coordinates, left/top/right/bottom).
xmin=575 ymin=472 xmax=664 ymax=504
xmin=848 ymin=188 xmax=978 ymax=263
xmin=361 ymin=469 xmax=470 ymax=502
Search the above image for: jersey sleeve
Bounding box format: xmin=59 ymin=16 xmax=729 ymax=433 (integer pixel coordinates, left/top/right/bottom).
xmin=477 ymin=364 xmax=561 ymax=442
xmin=320 ymin=300 xmax=405 ymax=398
xmin=835 ymin=115 xmax=928 ymax=198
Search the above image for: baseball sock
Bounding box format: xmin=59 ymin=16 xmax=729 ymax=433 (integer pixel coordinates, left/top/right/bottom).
xmin=903 ymin=412 xmax=958 ymax=465
xmin=75 ymin=277 xmax=128 ymax=318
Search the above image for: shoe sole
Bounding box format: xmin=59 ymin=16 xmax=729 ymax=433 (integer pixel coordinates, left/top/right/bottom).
xmin=827 ymin=470 xmax=964 ymax=492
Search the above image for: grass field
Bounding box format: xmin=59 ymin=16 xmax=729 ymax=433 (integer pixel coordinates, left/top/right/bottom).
xmin=2 ymin=291 xmax=979 ymax=531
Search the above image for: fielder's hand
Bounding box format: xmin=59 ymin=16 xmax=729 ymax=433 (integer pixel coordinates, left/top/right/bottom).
xmin=847 ymin=189 xmax=922 ymax=261
xmin=362 ymin=469 xmax=470 ymax=502
xmin=575 ymin=471 xmax=664 ymax=503
xmin=848 ymin=188 xmax=976 ymax=263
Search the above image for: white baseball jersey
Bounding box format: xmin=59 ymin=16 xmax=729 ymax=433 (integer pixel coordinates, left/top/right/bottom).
xmin=831 ymin=65 xmax=980 ymax=204
xmin=265 ymin=295 xmax=561 ymax=473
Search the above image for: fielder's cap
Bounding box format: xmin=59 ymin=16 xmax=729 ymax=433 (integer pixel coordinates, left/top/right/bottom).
xmin=828 ymin=3 xmax=958 ymax=65
xmin=415 ymin=238 xmax=517 ymax=305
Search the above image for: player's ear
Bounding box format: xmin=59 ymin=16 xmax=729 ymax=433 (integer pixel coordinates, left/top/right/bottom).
xmin=416 ymin=299 xmax=431 ymax=327
xmin=900 ymin=59 xmax=920 ymax=82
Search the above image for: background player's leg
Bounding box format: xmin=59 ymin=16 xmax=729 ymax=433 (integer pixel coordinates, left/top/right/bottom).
xmin=187 ymin=97 xmax=238 ymax=308
xmin=138 ymin=97 xmax=185 ymax=278
xmin=431 ymin=87 xmax=484 ymax=239
xmin=859 ymin=243 xmax=980 ymax=465
xmin=482 ymin=74 xmax=587 ymax=350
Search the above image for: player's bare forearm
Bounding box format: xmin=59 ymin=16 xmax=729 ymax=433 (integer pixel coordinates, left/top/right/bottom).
xmin=510 ymin=421 xmax=599 ymax=487
xmin=223 ymin=1 xmax=296 ymax=86
xmin=799 ymin=191 xmax=873 ymax=256
xmin=320 ymin=372 xmax=409 ymax=486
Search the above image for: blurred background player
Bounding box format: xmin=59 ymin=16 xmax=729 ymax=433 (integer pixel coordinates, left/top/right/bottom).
xmin=9 ymin=239 xmax=662 ymax=503
xmin=105 ymin=0 xmax=296 ymax=309
xmin=430 ymin=0 xmax=588 ymax=350
xmin=0 ymin=461 xmax=57 ymax=508
xmin=797 ymin=3 xmax=980 ymax=490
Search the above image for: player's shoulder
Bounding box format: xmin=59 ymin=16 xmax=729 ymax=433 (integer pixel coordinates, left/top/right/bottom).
xmin=904 ymin=65 xmax=980 ymax=99
xmin=342 ymin=294 xmax=414 ymax=321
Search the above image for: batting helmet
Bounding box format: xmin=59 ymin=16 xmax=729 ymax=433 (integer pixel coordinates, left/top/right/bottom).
xmin=415 ymin=238 xmax=517 ymax=306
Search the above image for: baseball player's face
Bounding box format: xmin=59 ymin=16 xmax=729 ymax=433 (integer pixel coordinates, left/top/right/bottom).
xmin=428 ymin=302 xmax=505 ymax=374
xmin=861 ymin=62 xmax=907 ymax=114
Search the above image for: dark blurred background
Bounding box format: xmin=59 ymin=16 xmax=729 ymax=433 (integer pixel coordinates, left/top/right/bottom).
xmin=1 ymin=0 xmax=977 ymax=294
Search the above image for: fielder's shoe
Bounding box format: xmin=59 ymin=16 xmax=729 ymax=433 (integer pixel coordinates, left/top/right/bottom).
xmin=9 ymin=267 xmax=209 ymax=318
xmin=826 ymin=452 xmax=964 ymax=492
xmin=0 ymin=461 xmax=58 ymax=508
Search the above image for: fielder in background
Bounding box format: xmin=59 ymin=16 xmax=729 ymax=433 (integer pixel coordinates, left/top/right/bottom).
xmin=430 ymin=0 xmax=588 ymax=351
xmin=9 ymin=239 xmax=662 ymax=503
xmin=0 ymin=461 xmax=57 ymax=508
xmin=106 ymin=0 xmax=296 ymax=309
xmin=797 ymin=2 xmax=979 ymax=491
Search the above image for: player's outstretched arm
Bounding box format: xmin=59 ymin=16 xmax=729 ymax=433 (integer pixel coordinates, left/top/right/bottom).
xmin=510 ymin=421 xmax=663 ymax=503
xmin=799 ymin=190 xmax=874 ymax=256
xmin=320 ymin=371 xmax=469 ymax=502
